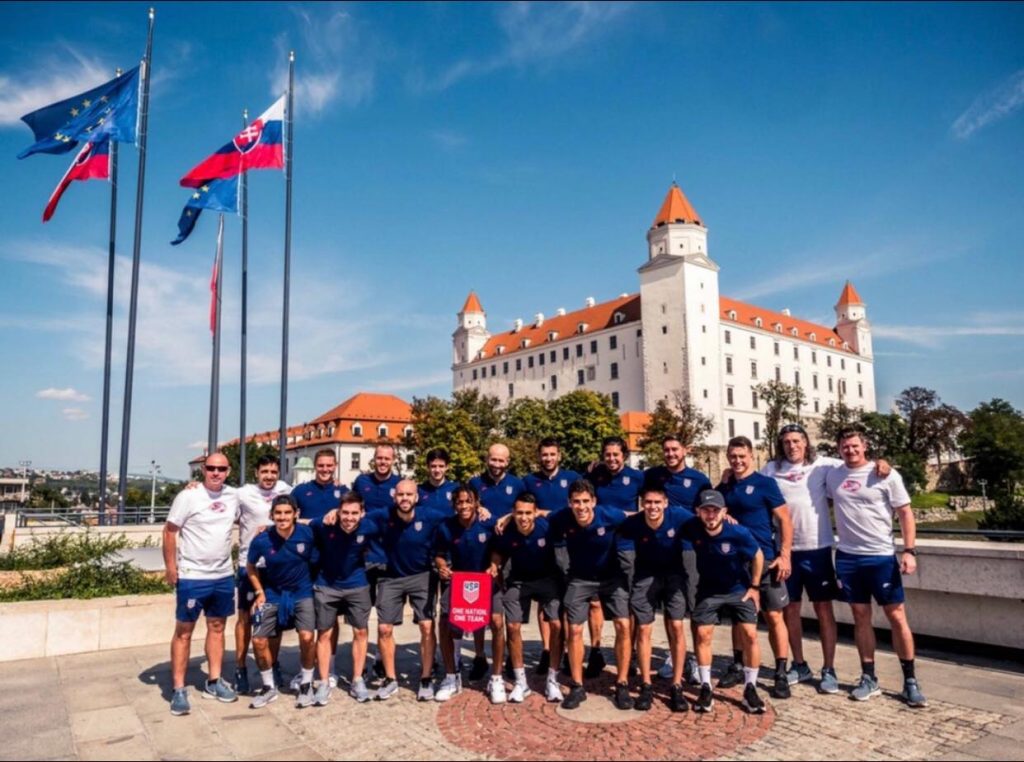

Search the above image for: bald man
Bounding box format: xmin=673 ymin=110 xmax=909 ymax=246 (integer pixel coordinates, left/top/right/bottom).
xmin=469 ymin=444 xmax=526 ymax=521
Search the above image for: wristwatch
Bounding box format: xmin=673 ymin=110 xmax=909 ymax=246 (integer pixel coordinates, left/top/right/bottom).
xmin=902 ymin=548 xmax=917 ymax=556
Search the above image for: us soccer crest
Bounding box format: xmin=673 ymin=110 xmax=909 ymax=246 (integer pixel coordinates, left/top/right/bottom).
xmin=668 ymin=529 xmax=676 ymax=538
xmin=297 ymin=543 xmax=306 ymax=554
xmin=506 ymin=485 xmax=513 ymax=495
xmin=745 ymin=485 xmax=755 ymax=495
xmin=720 ymin=542 xmax=732 ymax=554
xmin=334 ymin=489 xmax=342 ymax=499
xmin=463 ymin=579 xmax=481 ymax=604
xmin=187 ymin=599 xmax=197 ymax=609
xmin=622 ymin=476 xmax=631 ymax=486
xmin=478 ymin=533 xmax=487 ymax=543
xmin=390 ymin=488 xmax=396 ymax=497
xmin=683 ymin=478 xmax=692 ymax=488
xmin=597 ymin=527 xmax=606 ymax=536
xmin=414 ymin=521 xmax=423 ymax=531
xmin=356 ymin=535 xmax=365 ymax=544
xmin=560 ymin=479 xmax=568 ymax=488
xmin=538 ymin=538 xmax=546 ymax=547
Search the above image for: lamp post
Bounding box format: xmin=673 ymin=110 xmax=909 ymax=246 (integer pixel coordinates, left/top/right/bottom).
xmin=18 ymin=460 xmax=31 ymax=504
xmin=978 ymin=478 xmax=988 ymax=515
xmin=149 ymin=460 xmax=161 ymax=524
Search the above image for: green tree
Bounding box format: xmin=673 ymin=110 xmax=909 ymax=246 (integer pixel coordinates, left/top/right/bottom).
xmin=959 ymin=398 xmax=1024 ymax=496
xmin=755 ymin=380 xmax=806 ymax=459
xmin=548 ymin=391 xmax=624 ymax=472
xmin=28 ymin=485 xmax=70 ymax=509
xmin=639 ymin=391 xmax=715 ymax=467
xmin=978 ymin=492 xmax=1024 ymax=531
xmin=407 ymin=395 xmax=490 ymax=482
xmin=639 ymin=398 xmax=682 ymax=467
xmin=894 ymin=386 xmax=939 ymax=458
xmin=860 ymin=412 xmax=926 ymax=494
xmin=502 ymin=398 xmax=553 ymax=476
xmin=816 ymin=401 xmax=861 ymax=456
xmin=219 ymin=441 xmax=281 ymax=487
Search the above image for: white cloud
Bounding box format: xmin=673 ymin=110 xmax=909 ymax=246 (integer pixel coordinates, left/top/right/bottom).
xmin=873 ymin=320 xmax=1024 ymax=349
xmin=269 ymin=7 xmax=376 ymax=118
xmin=0 ymin=45 xmax=112 ymax=127
xmin=186 ymin=440 xmax=207 ymax=450
xmin=430 ymin=129 xmax=468 ymax=151
xmin=952 ymin=68 xmax=1024 ymax=140
xmin=36 ymin=387 xmax=90 ymax=402
xmin=417 ymin=1 xmax=634 ymax=92
xmin=62 ymin=407 xmax=89 ymax=421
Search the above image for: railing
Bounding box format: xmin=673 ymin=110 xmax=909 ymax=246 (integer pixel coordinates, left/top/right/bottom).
xmin=14 ymin=506 xmax=172 ymax=528
xmin=912 ymin=526 xmax=1024 ymax=541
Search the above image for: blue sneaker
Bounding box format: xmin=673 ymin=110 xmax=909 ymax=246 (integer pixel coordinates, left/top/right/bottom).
xmin=818 ymin=668 xmax=839 ymax=695
xmin=202 ymin=677 xmax=238 ymax=703
xmin=900 ymin=678 xmax=928 ymax=708
xmin=170 ymin=688 xmax=191 ymax=716
xmin=850 ymin=673 xmax=881 ymax=701
xmin=234 ymin=667 xmax=251 ymax=696
xmin=786 ymin=661 xmax=813 ymax=686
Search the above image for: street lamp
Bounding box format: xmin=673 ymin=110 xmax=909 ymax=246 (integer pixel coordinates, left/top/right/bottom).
xmin=978 ymin=478 xmax=988 ymax=514
xmin=18 ymin=460 xmax=31 ymax=504
xmin=149 ymin=460 xmax=161 ymax=524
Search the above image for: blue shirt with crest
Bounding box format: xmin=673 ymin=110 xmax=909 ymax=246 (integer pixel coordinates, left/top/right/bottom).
xmin=548 ymin=505 xmax=629 ymax=581
xmin=352 ymin=472 xmax=401 ymax=513
xmin=522 ymin=469 xmax=582 ymax=512
xmin=433 ymin=514 xmax=496 ymax=572
xmin=247 ymin=524 xmax=317 ymax=602
xmin=418 ymin=479 xmax=458 ymax=513
xmin=469 ymin=472 xmax=525 ymax=519
xmin=493 ymin=516 xmax=558 ymax=581
xmin=291 ymin=480 xmax=347 ymax=523
xmin=717 ymin=472 xmax=786 ymax=560
xmin=310 ymin=516 xmax=381 ymax=590
xmin=681 ymin=518 xmax=761 ymax=597
xmin=365 ymin=505 xmax=449 ymax=578
xmin=619 ymin=507 xmax=693 ymax=578
xmin=590 ymin=465 xmax=644 ymax=511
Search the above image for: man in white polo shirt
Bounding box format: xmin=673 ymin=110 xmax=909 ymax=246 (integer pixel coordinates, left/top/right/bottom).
xmin=825 ymin=427 xmax=926 ymax=708
xmin=163 ymin=452 xmax=240 ymax=716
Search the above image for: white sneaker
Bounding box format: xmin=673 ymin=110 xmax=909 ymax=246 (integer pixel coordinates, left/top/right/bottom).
xmin=545 ymin=678 xmax=562 ymax=703
xmin=328 ymin=673 xmax=338 ymax=689
xmin=289 ymin=674 xmax=303 ymax=694
xmin=658 ymin=655 xmax=675 ymax=680
xmin=434 ymin=674 xmax=462 ymax=702
xmin=509 ymin=681 xmax=531 ymax=703
xmin=488 ymin=676 xmax=508 ymax=705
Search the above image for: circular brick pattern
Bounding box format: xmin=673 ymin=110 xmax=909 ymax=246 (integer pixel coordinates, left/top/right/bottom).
xmin=437 ymin=673 xmax=775 ymax=761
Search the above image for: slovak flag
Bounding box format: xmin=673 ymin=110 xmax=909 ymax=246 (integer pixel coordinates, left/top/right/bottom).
xmin=179 ymin=96 xmax=285 ymax=188
xmin=43 ymin=139 xmax=110 ymax=222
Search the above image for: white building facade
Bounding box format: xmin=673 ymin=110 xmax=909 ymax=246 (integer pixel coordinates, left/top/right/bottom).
xmin=451 ymin=184 xmax=876 ymax=448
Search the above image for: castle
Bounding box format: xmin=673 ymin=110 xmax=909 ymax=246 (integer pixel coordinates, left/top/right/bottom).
xmin=451 ymin=183 xmax=875 ymax=448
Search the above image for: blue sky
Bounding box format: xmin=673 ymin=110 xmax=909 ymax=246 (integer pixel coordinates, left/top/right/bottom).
xmin=1 ymin=2 xmax=1022 ymax=478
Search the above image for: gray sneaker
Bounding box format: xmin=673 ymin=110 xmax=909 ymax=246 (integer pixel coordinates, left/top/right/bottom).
xmin=296 ymin=682 xmax=315 ymax=709
xmin=850 ymin=673 xmax=881 ymax=701
xmin=170 ymin=688 xmax=190 ymax=716
xmin=349 ymin=678 xmax=371 ymax=703
xmin=786 ymin=661 xmax=814 ymax=686
xmin=819 ymin=668 xmax=839 ymax=695
xmin=684 ymin=654 xmax=701 ymax=686
xmin=375 ymin=678 xmax=399 ymax=701
xmin=314 ymin=681 xmax=331 ymax=706
xmin=417 ymin=678 xmax=435 ymax=702
xmin=250 ymin=685 xmax=278 ymax=709
xmin=201 ymin=677 xmax=238 ymax=703
xmin=900 ymin=678 xmax=928 ymax=708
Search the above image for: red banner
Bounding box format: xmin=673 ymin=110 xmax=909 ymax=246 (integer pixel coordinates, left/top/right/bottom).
xmin=448 ymin=571 xmax=492 ymax=633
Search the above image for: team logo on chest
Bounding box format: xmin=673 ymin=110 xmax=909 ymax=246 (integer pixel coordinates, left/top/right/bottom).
xmin=667 ymin=528 xmax=676 ymax=538
xmin=334 ymin=489 xmax=342 ymax=499
xmin=537 ymin=538 xmax=546 ymax=547
xmin=356 ymin=535 xmax=364 ymax=544
xmin=560 ymin=479 xmax=568 ymax=488
xmin=414 ymin=521 xmax=423 ymax=531
xmin=210 ymin=501 xmax=225 ymax=513
xmin=683 ymin=478 xmax=691 ymax=488
xmin=720 ymin=542 xmax=732 ymax=554
xmin=622 ymin=476 xmax=631 ymax=486
xmin=296 ymin=543 xmax=306 ymax=554
xmin=745 ymin=485 xmax=754 ymax=495
xmin=463 ymin=579 xmax=480 ymax=604
xmin=390 ymin=488 xmax=396 ymax=497
xmin=506 ymin=485 xmax=513 ymax=495
xmin=597 ymin=527 xmax=606 ymax=536
xmin=478 ymin=533 xmax=487 ymax=543
xmin=841 ymin=480 xmax=862 ymax=492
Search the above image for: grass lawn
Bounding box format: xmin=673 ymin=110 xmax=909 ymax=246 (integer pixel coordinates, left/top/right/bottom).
xmin=911 ymin=492 xmax=951 ymax=510
xmin=920 ymin=510 xmax=985 ymax=532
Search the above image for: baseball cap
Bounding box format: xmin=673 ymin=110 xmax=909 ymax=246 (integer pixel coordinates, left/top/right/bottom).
xmin=697 ymin=489 xmax=726 ymax=510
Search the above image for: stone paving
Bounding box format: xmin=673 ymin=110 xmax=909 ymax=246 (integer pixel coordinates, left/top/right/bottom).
xmin=1 ymin=614 xmax=1022 ymax=761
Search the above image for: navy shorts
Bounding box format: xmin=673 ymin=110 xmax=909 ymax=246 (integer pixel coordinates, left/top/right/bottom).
xmin=176 ymin=576 xmax=235 ymax=623
xmin=835 ymin=550 xmax=905 ymax=606
xmin=786 ymin=547 xmax=839 ymax=603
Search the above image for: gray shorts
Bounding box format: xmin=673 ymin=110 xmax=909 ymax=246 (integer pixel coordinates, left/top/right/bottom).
xmin=630 ymin=574 xmax=689 ymax=625
xmin=376 ymin=571 xmax=437 ymax=626
xmin=314 ymin=585 xmax=372 ymax=630
xmin=503 ymin=577 xmax=563 ymax=624
xmin=564 ymin=576 xmax=630 ymax=625
xmin=760 ymin=573 xmax=790 ymax=612
xmin=691 ymin=591 xmax=757 ymax=626
xmin=253 ymin=597 xmax=315 ymax=638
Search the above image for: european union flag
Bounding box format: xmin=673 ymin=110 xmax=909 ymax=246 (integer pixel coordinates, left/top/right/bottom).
xmin=171 ymin=177 xmax=238 ymax=246
xmin=18 ymin=67 xmax=140 ymax=159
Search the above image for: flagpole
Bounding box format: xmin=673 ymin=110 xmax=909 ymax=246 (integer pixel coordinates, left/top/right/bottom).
xmin=208 ymin=214 xmax=225 ymax=455
xmin=239 ymin=109 xmax=249 ymax=486
xmin=117 ymin=7 xmax=155 ymax=514
xmin=278 ymin=52 xmax=294 ymax=477
xmin=99 ymin=69 xmax=121 ymax=516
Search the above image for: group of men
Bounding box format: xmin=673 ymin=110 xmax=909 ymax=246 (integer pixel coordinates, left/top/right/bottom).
xmin=163 ymin=426 xmax=926 ymax=718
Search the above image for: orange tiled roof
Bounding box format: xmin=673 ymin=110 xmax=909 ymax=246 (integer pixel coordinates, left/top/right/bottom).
xmin=478 ymin=294 xmax=641 ymax=360
xmin=836 ymin=281 xmax=864 ymax=306
xmin=311 ymin=393 xmax=412 ymax=425
xmin=461 ymin=291 xmax=484 ymax=313
xmin=652 ymin=183 xmax=702 ymax=228
xmin=719 ymin=296 xmax=854 ymax=353
xmin=620 ymin=411 xmax=651 ymax=452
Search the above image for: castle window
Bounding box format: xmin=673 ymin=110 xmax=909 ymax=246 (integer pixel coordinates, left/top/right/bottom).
xmin=754 ymin=317 xmax=763 ymax=328
xmin=828 ymin=338 xmax=836 ymax=347
xmin=754 ymin=421 xmax=761 ymax=440
xmin=590 ymin=340 xmax=598 ymax=354
xmin=378 ymin=424 xmax=388 ymax=438
xmin=791 ymin=328 xmax=798 ymax=337
xmin=795 ymin=370 xmax=801 ymax=386
xmin=327 ymin=424 xmax=335 ymax=436
xmin=828 ymin=377 xmax=834 ymax=392
xmin=611 ymin=391 xmax=620 ymax=409
xmin=496 ymin=346 xmax=505 ymax=355
xmin=548 ymin=331 xmax=559 ymax=342
xmin=726 ymin=387 xmax=734 ymax=406
xmin=508 ymin=383 xmax=514 ymax=398
xmin=550 ymin=350 xmax=556 ymax=363
xmin=521 ymin=339 xmax=531 ymax=349
xmin=577 ymin=369 xmax=585 ymax=386
xmin=563 ymin=347 xmax=570 ymax=361
xmin=587 ymin=366 xmax=597 ymax=381
xmin=841 ymin=358 xmax=846 ymax=370
xmin=539 ymin=353 xmax=545 ymax=366
xmin=576 ymin=344 xmax=583 ymax=358
xmin=613 ymin=312 xmax=626 ymax=325
xmin=793 ymin=346 xmax=799 ymax=360
xmin=516 ymin=359 xmax=522 ymax=371
xmin=551 ymin=375 xmax=558 ymax=391
xmin=812 ymin=350 xmax=817 ymax=364
xmin=724 ymin=330 xmax=731 ymax=344
xmin=404 ymin=426 xmax=413 ymax=438
xmin=701 ymin=356 xmax=706 ymax=366
xmin=726 ymin=356 xmax=733 ymax=375
xmin=809 ymin=332 xmax=817 ymax=342
xmin=827 ymin=355 xmax=832 ymax=367
xmin=728 ymin=419 xmax=736 ymax=438
xmin=528 ymin=356 xmax=534 ymax=369
xmin=750 ymin=361 xmax=758 ymax=379
xmin=703 ymin=389 xmax=708 ymax=399
xmin=350 ymin=453 xmax=360 ymax=470
xmin=610 ymin=362 xmax=619 ymax=380
xmin=472 ymin=369 xmax=478 ymax=380
xmin=491 ymin=364 xmax=496 ymax=376
xmin=774 ymin=323 xmax=782 ymax=333
xmin=857 ymin=362 xmax=861 ymax=373
xmin=774 ymin=342 xmax=780 ymax=356
xmin=609 ymin=335 xmax=618 ymax=350
xmin=661 ymin=325 xmax=668 ymax=335
xmin=814 ymin=399 xmax=820 ymax=413
xmin=858 ymin=383 xmax=863 ymax=398
xmin=728 ymin=310 xmax=737 ymax=320
xmin=750 ymin=336 xmax=756 ymax=350
xmin=813 ymin=373 xmax=819 ymax=390
xmin=577 ymin=323 xmax=588 ymax=334
xmin=752 ymin=391 xmax=759 ymax=409
xmin=775 ymin=366 xmax=781 ymax=381
xmin=503 ymin=361 xmax=509 ymax=374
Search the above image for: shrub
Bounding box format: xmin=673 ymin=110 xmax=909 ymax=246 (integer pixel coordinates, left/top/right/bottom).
xmin=0 ymin=533 xmax=134 ymax=571
xmin=0 ymin=559 xmax=171 ymax=602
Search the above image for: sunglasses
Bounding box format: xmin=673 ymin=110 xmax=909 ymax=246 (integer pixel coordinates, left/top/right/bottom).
xmin=205 ymin=465 xmax=229 ymax=473
xmin=779 ymin=424 xmax=807 ymax=435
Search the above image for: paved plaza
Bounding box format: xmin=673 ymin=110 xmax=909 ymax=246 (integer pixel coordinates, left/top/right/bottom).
xmin=2 ymin=615 xmax=1021 ymax=762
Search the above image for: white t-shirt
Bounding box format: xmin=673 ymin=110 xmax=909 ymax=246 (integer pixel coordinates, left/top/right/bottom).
xmin=166 ymin=485 xmax=239 ymax=580
xmin=237 ymin=480 xmax=292 ymax=562
xmin=762 ymin=456 xmax=841 ymax=552
xmin=825 ymin=462 xmax=911 ymax=556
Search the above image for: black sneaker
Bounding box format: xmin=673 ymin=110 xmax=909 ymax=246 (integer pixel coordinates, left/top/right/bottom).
xmin=772 ymin=671 xmax=791 ymax=699
xmin=694 ymin=683 xmax=714 ymax=713
xmin=584 ymin=648 xmax=607 ymax=679
xmin=372 ymin=658 xmax=386 ymax=680
xmin=535 ymin=649 xmax=551 ymax=676
xmin=469 ymin=655 xmax=489 ymax=681
xmin=614 ymin=682 xmax=635 ymax=711
xmin=742 ymin=683 xmax=766 ymax=714
xmin=670 ymin=683 xmax=690 ymax=712
xmin=561 ymin=683 xmax=587 ymax=710
xmin=717 ymin=661 xmax=744 ymax=689
xmin=503 ymin=655 xmax=515 ymax=682
xmin=635 ymin=682 xmax=654 ymax=711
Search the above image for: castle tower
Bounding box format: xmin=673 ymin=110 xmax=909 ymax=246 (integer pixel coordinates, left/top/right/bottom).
xmin=452 ymin=291 xmax=489 ymax=366
xmin=834 ymin=281 xmax=872 ymax=358
xmin=639 ymin=183 xmax=723 ymax=439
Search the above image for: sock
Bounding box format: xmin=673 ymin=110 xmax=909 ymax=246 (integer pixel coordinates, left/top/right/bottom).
xmin=775 ymin=658 xmax=787 ymax=675
xmin=207 ymin=677 xmax=217 ymax=687
xmin=300 ymin=668 xmax=313 ymax=684
xmin=446 ymin=672 xmax=458 ymax=681
xmin=743 ymin=667 xmax=759 ymax=686
xmin=698 ymin=665 xmax=712 ymax=685
xmin=862 ymin=661 xmax=876 ymax=678
xmin=900 ymin=659 xmax=916 ymax=680
xmin=514 ymin=667 xmax=527 ymax=684
xmin=547 ymin=671 xmax=560 ymax=685
xmin=733 ymin=649 xmax=743 ymax=667
xmin=421 ymin=677 xmax=431 ymax=687
xmin=260 ymin=669 xmax=274 ymax=688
